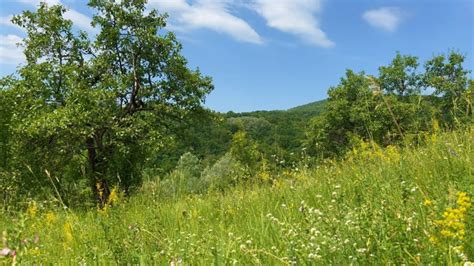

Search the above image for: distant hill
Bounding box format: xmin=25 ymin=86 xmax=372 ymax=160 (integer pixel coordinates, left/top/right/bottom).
xmin=287 ymin=99 xmax=326 ymax=114
xmin=154 ymin=99 xmax=328 ymax=173
xmin=225 ymin=99 xmax=327 ymax=117
xmin=222 ymin=99 xmax=327 ymax=159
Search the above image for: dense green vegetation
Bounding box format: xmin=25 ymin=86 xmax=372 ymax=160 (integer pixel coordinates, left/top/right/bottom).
xmin=0 ymin=130 xmax=472 ymax=264
xmin=0 ymin=0 xmax=473 ymax=264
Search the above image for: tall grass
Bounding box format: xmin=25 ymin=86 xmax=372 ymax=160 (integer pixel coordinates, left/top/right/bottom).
xmin=0 ymin=129 xmax=472 ymax=264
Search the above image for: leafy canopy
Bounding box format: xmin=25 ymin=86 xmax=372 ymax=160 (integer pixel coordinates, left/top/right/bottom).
xmin=0 ymin=0 xmax=213 ymax=203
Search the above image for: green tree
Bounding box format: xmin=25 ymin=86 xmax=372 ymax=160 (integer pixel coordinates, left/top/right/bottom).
xmin=424 ymin=51 xmax=472 ymax=127
xmin=306 ymin=52 xmax=472 ymax=159
xmin=230 ymin=131 xmax=261 ymax=174
xmin=1 ymin=0 xmax=212 ymax=206
xmin=377 ymin=53 xmax=436 ymax=140
xmin=379 ymin=52 xmax=422 ymax=97
xmin=306 ymin=70 xmax=382 ymax=157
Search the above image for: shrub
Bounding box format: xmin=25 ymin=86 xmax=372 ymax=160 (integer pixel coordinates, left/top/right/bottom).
xmin=160 ymin=152 xmax=205 ymax=197
xmin=201 ymin=153 xmax=247 ymax=192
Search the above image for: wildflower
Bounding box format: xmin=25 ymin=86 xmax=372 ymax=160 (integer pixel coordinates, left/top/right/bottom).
xmin=27 ymin=201 xmax=38 ymax=217
xmin=0 ymin=248 xmax=12 ymax=256
xmin=308 ymin=253 xmax=320 ymax=259
xmin=457 ymin=192 xmax=471 ymax=211
xmin=46 ymin=211 xmax=57 ymax=225
xmin=258 ymin=171 xmax=270 ymax=181
xmin=385 ymin=145 xmax=400 ymax=162
xmin=423 ymin=199 xmax=433 ymax=206
xmin=170 ymin=257 xmax=183 ymax=266
xmin=63 ymin=221 xmax=74 ymax=243
xmin=107 ymin=187 xmax=119 ymax=205
xmin=356 ymin=248 xmax=367 ymax=253
xmin=433 ymin=192 xmax=471 ymax=244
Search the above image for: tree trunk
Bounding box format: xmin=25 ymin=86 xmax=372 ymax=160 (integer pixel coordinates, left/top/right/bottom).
xmin=86 ymin=136 xmax=110 ymax=208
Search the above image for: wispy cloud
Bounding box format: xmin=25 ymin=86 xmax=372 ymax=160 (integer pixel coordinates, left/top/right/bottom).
xmin=362 ymin=7 xmax=403 ymax=32
xmin=18 ymin=0 xmax=60 ymax=5
xmin=0 ymin=35 xmax=25 ymax=65
xmin=0 ymin=1 xmax=96 ymax=65
xmin=63 ymin=9 xmax=96 ymax=34
xmin=18 ymin=0 xmax=95 ymax=34
xmin=0 ymin=15 xmax=14 ymax=27
xmin=252 ymin=0 xmax=334 ymax=48
xmin=148 ymin=0 xmax=263 ymax=44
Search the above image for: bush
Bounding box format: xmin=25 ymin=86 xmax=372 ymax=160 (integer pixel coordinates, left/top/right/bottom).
xmin=160 ymin=152 xmax=205 ymax=197
xmin=201 ymin=153 xmax=247 ymax=192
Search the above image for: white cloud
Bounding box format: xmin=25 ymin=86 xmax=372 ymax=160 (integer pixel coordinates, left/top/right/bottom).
xmin=0 ymin=15 xmax=13 ymax=27
xmin=0 ymin=35 xmax=25 ymax=65
xmin=17 ymin=0 xmax=95 ymax=34
xmin=148 ymin=0 xmax=263 ymax=44
xmin=0 ymin=15 xmax=26 ymax=32
xmin=362 ymin=7 xmax=403 ymax=32
xmin=63 ymin=9 xmax=96 ymax=34
xmin=18 ymin=0 xmax=60 ymax=6
xmin=0 ymin=1 xmax=96 ymax=66
xmin=252 ymin=0 xmax=334 ymax=48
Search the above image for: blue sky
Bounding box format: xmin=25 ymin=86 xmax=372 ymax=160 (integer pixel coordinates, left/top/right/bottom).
xmin=0 ymin=0 xmax=473 ymax=112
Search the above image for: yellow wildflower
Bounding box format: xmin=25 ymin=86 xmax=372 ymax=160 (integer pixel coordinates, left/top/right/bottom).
xmin=63 ymin=221 xmax=74 ymax=243
xmin=385 ymin=145 xmax=400 ymax=162
xmin=27 ymin=201 xmax=38 ymax=218
xmin=258 ymin=171 xmax=270 ymax=182
xmin=433 ymin=191 xmax=471 ymax=244
xmin=440 ymin=229 xmax=455 ymax=238
xmin=107 ymin=187 xmax=119 ymax=205
xmin=45 ymin=211 xmax=57 ymax=225
xmin=423 ymin=199 xmax=433 ymax=206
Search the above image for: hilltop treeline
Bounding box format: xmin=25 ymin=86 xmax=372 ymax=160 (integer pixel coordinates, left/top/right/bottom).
xmin=0 ymin=0 xmax=472 ymax=208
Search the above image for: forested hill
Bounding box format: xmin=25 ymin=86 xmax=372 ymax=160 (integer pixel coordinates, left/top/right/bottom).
xmin=226 ymin=99 xmax=326 ymax=116
xmin=287 ymin=99 xmax=327 ymax=114
xmin=224 ymin=99 xmax=327 ymax=154
xmin=154 ymin=100 xmax=327 ymax=173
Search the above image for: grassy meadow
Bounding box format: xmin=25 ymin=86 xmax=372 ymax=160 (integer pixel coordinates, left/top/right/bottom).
xmin=0 ymin=1 xmax=473 ymax=265
xmin=1 ymin=129 xmax=472 ymax=265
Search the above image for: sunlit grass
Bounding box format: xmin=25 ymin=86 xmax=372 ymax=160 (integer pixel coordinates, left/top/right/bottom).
xmin=0 ymin=129 xmax=473 ymax=264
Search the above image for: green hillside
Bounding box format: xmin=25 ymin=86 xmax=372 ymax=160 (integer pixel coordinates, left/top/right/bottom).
xmin=1 ymin=129 xmax=472 ymax=264
xmin=222 ymin=100 xmax=326 ymax=165
xmin=148 ymin=100 xmax=328 ymax=174
xmin=287 ymin=99 xmax=326 ymax=114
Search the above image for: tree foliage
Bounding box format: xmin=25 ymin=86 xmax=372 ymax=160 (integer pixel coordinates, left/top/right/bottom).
xmin=0 ymin=1 xmax=212 ymax=205
xmin=306 ymin=51 xmax=472 ymax=158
